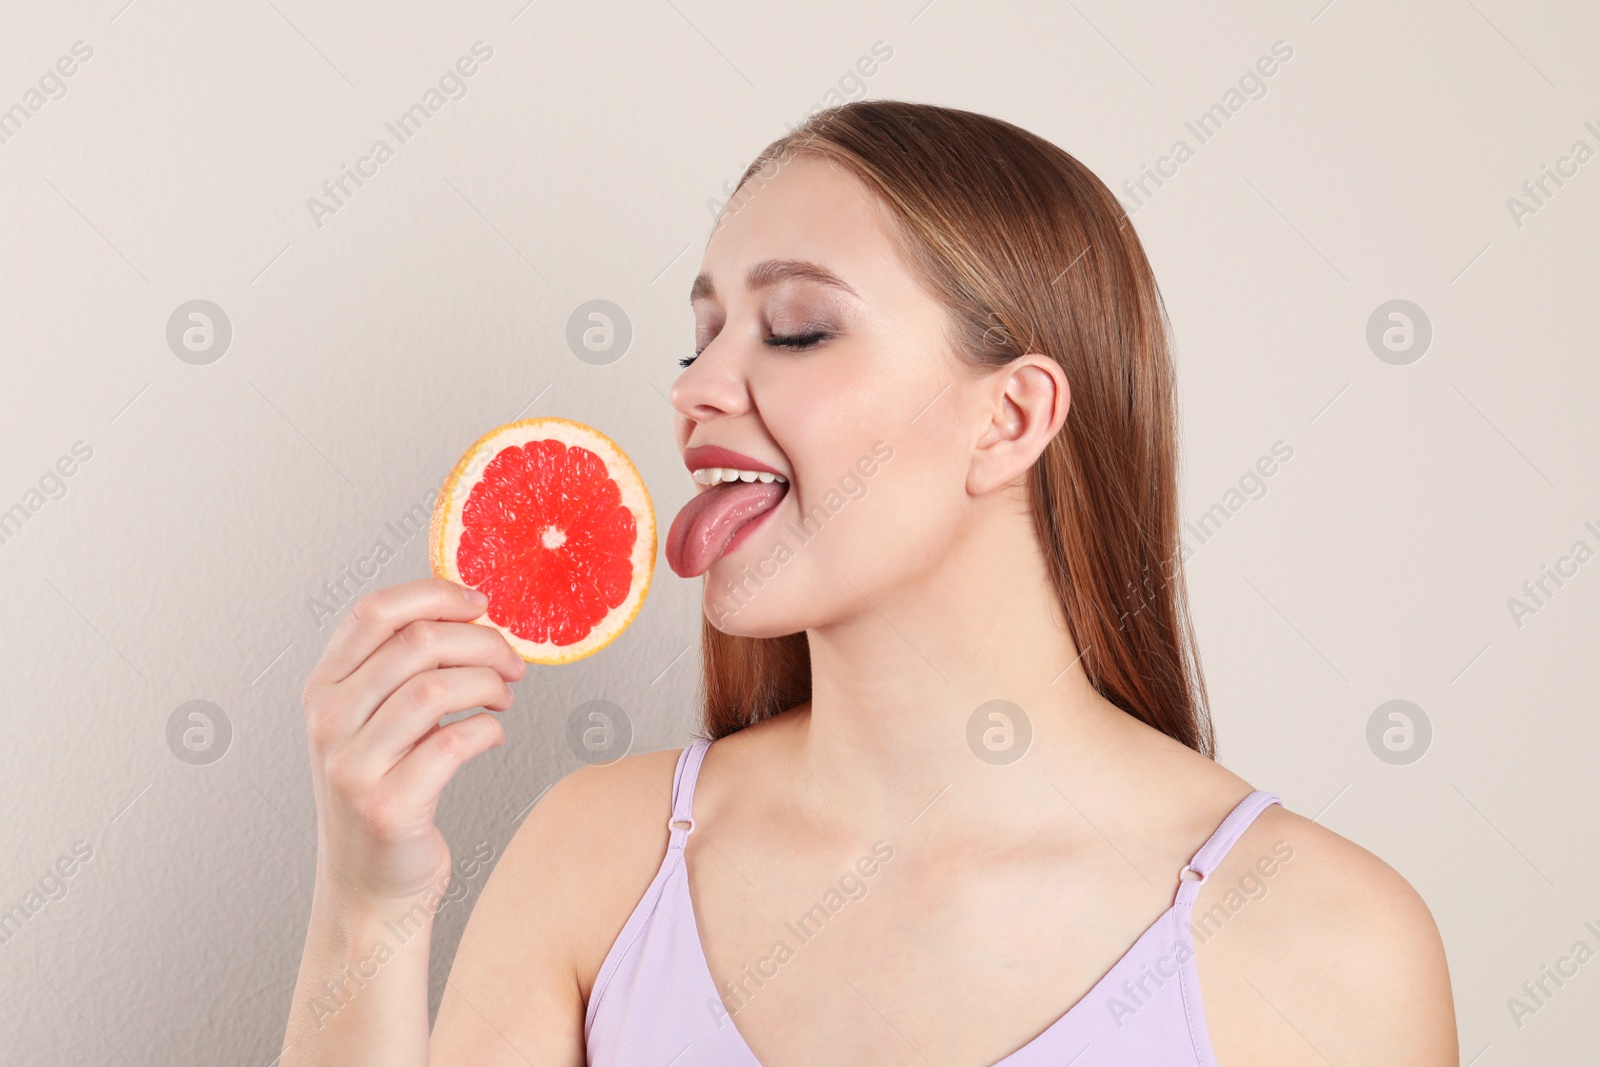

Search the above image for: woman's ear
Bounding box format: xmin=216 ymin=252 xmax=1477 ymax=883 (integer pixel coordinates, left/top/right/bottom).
xmin=968 ymin=354 xmax=1069 ymax=496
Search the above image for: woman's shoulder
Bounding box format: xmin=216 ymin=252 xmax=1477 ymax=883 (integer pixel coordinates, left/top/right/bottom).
xmin=433 ymin=743 xmax=687 ymax=1063
xmin=1193 ymin=796 xmax=1458 ymax=1064
xmin=511 ymin=744 xmax=689 ymax=978
xmin=441 ymin=745 xmax=687 ymax=1006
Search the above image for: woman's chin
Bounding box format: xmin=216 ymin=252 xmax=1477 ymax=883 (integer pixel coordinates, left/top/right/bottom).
xmin=703 ymin=584 xmax=807 ymax=638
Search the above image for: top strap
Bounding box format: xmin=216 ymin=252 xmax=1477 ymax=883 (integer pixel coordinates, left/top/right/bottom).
xmin=667 ymin=737 xmax=713 ymax=850
xmin=1174 ymin=789 xmax=1283 ymax=907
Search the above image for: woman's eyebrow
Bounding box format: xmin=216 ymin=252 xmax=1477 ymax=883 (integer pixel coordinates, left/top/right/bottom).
xmin=690 ymin=259 xmax=861 ymax=303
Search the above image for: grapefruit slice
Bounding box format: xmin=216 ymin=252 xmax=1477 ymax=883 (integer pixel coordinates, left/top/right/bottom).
xmin=429 ymin=417 xmax=655 ymax=664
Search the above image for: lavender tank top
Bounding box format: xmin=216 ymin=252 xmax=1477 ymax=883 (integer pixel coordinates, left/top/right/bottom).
xmin=584 ymin=738 xmax=1283 ymax=1066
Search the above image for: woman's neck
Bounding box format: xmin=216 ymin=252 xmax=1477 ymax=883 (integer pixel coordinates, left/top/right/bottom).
xmin=776 ymin=502 xmax=1152 ymax=850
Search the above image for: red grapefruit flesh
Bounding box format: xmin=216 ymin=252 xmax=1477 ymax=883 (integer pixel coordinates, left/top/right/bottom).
xmin=430 ymin=418 xmax=656 ymax=664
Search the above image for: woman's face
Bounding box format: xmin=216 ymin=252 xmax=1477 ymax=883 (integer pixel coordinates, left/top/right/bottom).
xmin=669 ymin=155 xmax=989 ymax=636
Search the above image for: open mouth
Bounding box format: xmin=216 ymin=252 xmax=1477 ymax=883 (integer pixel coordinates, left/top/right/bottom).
xmin=665 ymin=467 xmax=790 ymax=578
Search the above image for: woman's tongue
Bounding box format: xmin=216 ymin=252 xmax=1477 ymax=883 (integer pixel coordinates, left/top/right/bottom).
xmin=666 ymin=479 xmax=787 ymax=578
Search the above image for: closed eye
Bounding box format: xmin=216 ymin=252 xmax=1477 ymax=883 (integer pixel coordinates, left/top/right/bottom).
xmin=677 ymin=329 xmax=832 ymax=368
xmin=766 ymin=329 xmax=830 ymax=350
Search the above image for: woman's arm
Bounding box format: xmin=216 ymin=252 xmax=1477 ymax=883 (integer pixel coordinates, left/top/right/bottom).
xmin=429 ymin=747 xmax=682 ymax=1066
xmin=278 ymin=578 xmax=525 ymax=1067
xmin=281 ymin=873 xmax=442 ymax=1066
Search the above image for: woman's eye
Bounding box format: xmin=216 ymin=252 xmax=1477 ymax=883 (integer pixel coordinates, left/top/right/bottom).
xmin=677 ymin=329 xmax=829 ymax=368
xmin=765 ymin=329 xmax=830 ymax=350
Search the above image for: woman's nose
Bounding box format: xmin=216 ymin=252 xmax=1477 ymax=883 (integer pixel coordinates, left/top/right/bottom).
xmin=669 ymin=341 xmax=751 ymax=422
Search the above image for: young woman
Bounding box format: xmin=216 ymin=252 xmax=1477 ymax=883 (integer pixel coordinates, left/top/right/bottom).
xmin=282 ymin=101 xmax=1457 ymax=1066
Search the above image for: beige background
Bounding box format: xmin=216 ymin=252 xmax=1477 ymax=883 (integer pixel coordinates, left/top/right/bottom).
xmin=2 ymin=0 xmax=1596 ymax=1062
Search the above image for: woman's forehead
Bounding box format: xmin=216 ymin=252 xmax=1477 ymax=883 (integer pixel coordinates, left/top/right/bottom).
xmin=697 ymin=158 xmax=901 ymax=302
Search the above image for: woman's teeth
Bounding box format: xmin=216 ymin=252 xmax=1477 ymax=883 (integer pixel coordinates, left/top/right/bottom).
xmin=692 ymin=467 xmax=788 ymax=486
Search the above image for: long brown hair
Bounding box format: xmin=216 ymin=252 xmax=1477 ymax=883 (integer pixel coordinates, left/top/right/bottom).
xmin=695 ymin=100 xmax=1214 ymax=757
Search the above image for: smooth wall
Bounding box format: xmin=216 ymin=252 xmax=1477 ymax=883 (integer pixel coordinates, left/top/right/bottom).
xmin=1 ymin=0 xmax=1595 ymax=1063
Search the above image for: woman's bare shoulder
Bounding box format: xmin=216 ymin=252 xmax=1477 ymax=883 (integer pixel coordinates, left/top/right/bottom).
xmin=430 ymin=745 xmax=684 ymax=1066
xmin=1194 ymin=801 xmax=1458 ymax=1066
xmin=516 ymin=746 xmax=687 ymax=974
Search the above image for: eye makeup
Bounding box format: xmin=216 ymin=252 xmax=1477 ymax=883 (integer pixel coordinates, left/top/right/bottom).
xmin=680 ymin=278 xmax=854 ymax=368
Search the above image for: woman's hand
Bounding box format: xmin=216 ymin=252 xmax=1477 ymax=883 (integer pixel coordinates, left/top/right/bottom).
xmin=300 ymin=577 xmax=527 ymax=906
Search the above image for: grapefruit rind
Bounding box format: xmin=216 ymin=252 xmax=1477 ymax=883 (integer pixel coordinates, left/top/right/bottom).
xmin=429 ymin=417 xmax=656 ymax=665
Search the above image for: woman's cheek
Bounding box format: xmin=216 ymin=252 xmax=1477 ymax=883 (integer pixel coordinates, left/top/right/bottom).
xmin=839 ymin=453 xmax=951 ymax=575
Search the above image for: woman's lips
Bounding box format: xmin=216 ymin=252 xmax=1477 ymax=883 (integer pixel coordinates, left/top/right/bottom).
xmin=666 ymin=479 xmax=788 ymax=578
xmin=681 ymin=443 xmax=786 ymax=479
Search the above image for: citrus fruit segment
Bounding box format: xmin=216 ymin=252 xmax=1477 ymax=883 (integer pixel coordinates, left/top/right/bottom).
xmin=429 ymin=417 xmax=655 ymax=664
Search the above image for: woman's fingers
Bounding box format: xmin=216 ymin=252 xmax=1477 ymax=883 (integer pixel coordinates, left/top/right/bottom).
xmin=383 ymin=711 xmax=508 ymax=813
xmin=328 ymin=616 xmax=525 ymax=739
xmin=310 ymin=578 xmax=489 ymax=690
xmin=299 ymin=578 xmax=528 ymax=904
xmin=341 ymin=665 xmax=515 ymax=777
